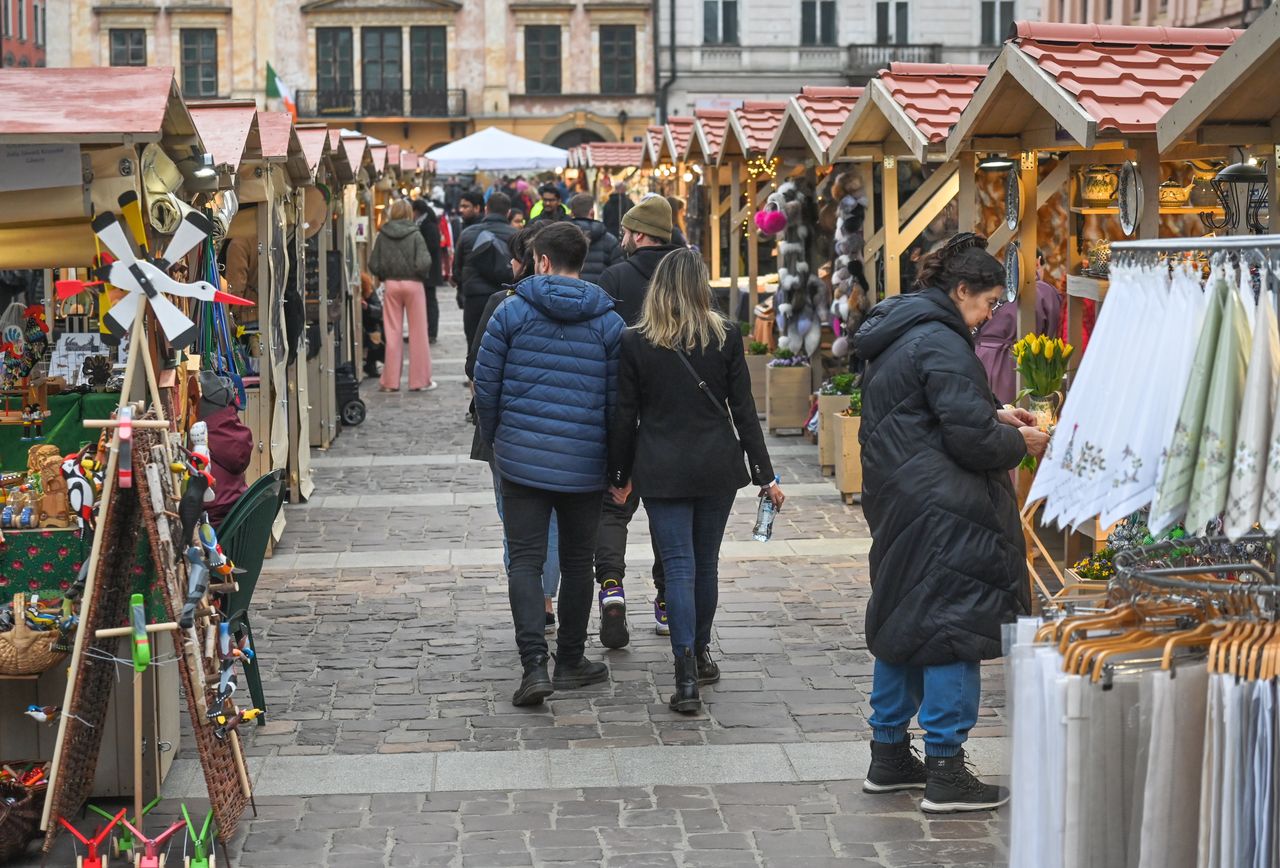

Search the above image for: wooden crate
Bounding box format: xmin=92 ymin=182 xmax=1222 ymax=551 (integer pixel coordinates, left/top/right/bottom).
xmin=817 ymin=394 xmax=850 ymax=474
xmin=833 ymin=413 xmax=862 ymax=503
xmin=745 ymin=353 xmax=773 ymax=414
xmin=766 ymin=365 xmax=810 ymax=433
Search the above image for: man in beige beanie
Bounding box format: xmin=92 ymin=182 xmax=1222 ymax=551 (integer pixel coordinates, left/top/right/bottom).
xmin=593 ymin=192 xmax=684 ymax=649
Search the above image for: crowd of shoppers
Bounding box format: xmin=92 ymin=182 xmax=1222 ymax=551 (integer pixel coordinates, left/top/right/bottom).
xmin=364 ymin=179 xmax=1029 ymax=815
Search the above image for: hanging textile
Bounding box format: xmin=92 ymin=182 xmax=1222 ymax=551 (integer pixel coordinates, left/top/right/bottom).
xmin=1225 ymin=288 xmax=1280 ymax=539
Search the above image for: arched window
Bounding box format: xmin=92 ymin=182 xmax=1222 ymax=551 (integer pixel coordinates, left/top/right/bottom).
xmin=550 ymin=129 xmax=605 ymax=150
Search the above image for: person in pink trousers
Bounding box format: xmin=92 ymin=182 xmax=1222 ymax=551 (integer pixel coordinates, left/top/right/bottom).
xmin=369 ymin=199 xmax=436 ymax=391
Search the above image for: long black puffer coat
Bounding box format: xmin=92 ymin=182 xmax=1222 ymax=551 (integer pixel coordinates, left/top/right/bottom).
xmin=853 ymin=286 xmax=1028 ymax=666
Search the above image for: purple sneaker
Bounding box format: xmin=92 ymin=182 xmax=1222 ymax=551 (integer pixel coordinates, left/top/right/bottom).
xmin=598 ymin=579 xmax=630 ymax=649
xmin=654 ymin=599 xmax=670 ymax=635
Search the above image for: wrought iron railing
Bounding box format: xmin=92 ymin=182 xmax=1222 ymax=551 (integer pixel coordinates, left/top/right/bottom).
xmin=846 ymin=43 xmax=943 ymax=75
xmin=296 ymin=88 xmax=467 ymax=119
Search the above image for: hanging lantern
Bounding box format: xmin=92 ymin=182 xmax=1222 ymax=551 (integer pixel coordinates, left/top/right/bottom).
xmin=1203 ymin=159 xmax=1268 ymax=234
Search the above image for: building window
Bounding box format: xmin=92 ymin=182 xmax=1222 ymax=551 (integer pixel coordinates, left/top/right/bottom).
xmin=524 ymin=25 xmax=561 ymax=95
xmin=599 ymin=25 xmax=635 ymax=94
xmin=875 ymin=1 xmax=909 ymax=44
xmin=16 ymin=0 xmax=24 ymax=41
xmin=31 ymin=2 xmax=39 ymax=45
xmin=316 ymin=26 xmax=353 ymax=112
xmin=801 ymin=1 xmax=836 ymax=46
xmin=109 ymin=29 xmax=147 ymax=66
xmin=980 ymin=1 xmax=1014 ymax=44
xmin=362 ymin=27 xmax=403 ymax=115
xmin=180 ymin=29 xmax=218 ymax=97
xmin=410 ymin=26 xmax=446 ymax=115
xmin=703 ymin=0 xmax=738 ymax=44
xmin=2 ymin=0 xmax=9 ymax=39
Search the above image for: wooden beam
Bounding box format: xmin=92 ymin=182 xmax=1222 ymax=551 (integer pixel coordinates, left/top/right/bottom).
xmin=1196 ymin=123 xmax=1274 ymax=146
xmin=1015 ymin=153 xmax=1039 ymax=341
xmin=1136 ymin=139 xmax=1161 ymax=240
xmin=958 ymin=152 xmax=977 ymax=233
xmin=708 ymin=166 xmax=722 ymax=279
xmin=728 ymin=160 xmax=741 ymax=320
xmin=865 ymin=162 xmax=958 ymax=257
xmin=892 ymin=170 xmax=961 ymax=258
xmin=882 ymin=156 xmax=901 ymax=297
xmin=747 ymin=171 xmax=760 ymax=317
xmin=860 ymin=161 xmax=877 ymax=299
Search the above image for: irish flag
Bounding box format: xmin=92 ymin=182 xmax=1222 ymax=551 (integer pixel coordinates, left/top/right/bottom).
xmin=266 ymin=63 xmax=296 ymax=119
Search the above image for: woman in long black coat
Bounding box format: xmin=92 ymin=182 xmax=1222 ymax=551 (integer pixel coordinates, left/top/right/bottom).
xmin=851 ymin=233 xmax=1048 ymax=815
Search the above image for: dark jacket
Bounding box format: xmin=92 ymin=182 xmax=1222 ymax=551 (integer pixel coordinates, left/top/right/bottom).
xmin=202 ymin=405 xmax=254 ymax=528
xmin=573 ymin=218 xmax=622 ymax=286
xmin=467 ymin=288 xmax=514 ymax=463
xmin=368 ymin=219 xmax=432 ymax=284
xmin=609 ymin=324 xmax=773 ymax=498
xmin=598 ymin=243 xmax=685 ymax=326
xmin=455 ymin=214 xmax=519 ymax=298
xmin=602 ymin=192 xmax=631 ymax=238
xmin=853 ymin=287 xmax=1028 ymax=666
xmin=416 ymin=207 xmax=444 ymax=287
xmin=473 ymin=274 xmax=625 ymax=492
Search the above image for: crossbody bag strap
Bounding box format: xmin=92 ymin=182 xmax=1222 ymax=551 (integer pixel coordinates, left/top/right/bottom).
xmin=673 ymin=349 xmax=731 ymax=420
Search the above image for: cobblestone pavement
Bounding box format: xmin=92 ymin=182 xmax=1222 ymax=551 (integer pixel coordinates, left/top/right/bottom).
xmin=20 ymin=312 xmax=1012 ymax=867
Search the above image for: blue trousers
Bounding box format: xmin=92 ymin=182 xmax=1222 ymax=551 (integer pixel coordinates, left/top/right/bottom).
xmin=491 ymin=462 xmax=560 ymax=597
xmin=868 ymin=658 xmax=981 ymax=757
xmin=643 ymin=492 xmax=737 ymax=656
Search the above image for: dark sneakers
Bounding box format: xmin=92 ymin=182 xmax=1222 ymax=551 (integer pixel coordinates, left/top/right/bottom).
xmin=512 ymin=656 xmax=553 ymax=707
xmin=552 ymin=655 xmax=610 ymax=690
xmin=669 ymin=651 xmax=701 ymax=713
xmin=920 ymin=750 xmax=1011 ymax=813
xmin=863 ymin=738 xmax=927 ymax=793
xmin=695 ymin=647 xmax=720 ymax=685
xmin=598 ymin=579 xmax=630 ymax=649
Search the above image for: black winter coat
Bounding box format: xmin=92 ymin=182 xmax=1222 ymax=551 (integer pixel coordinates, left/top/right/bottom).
xmin=455 ymin=214 xmax=518 ymax=298
xmin=416 ymin=208 xmax=444 ymax=287
xmin=598 ymin=243 xmax=685 ymax=326
xmin=853 ymin=287 xmax=1028 ymax=666
xmin=608 ymin=324 xmax=773 ymax=498
xmin=572 ymin=218 xmax=622 ymax=285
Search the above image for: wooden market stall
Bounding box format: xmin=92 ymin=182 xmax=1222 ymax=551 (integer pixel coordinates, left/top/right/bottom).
xmin=719 ymin=101 xmax=788 ymax=320
xmin=1156 ymin=1 xmax=1280 ymax=230
xmin=641 ymin=124 xmax=670 ymax=193
xmin=579 ymin=141 xmax=644 ymax=203
xmin=686 ymin=109 xmax=731 ymax=282
xmin=339 ymin=133 xmax=374 ymax=376
xmin=826 ymin=64 xmax=989 ymax=297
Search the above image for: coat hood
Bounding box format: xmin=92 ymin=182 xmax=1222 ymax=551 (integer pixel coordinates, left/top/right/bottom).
xmin=516 ymin=274 xmax=616 ymax=323
xmin=624 ymin=242 xmax=685 ymax=281
xmin=379 ymin=219 xmax=421 ymax=240
xmin=573 ymin=218 xmax=609 ymax=242
xmin=853 ymin=287 xmax=971 ymax=362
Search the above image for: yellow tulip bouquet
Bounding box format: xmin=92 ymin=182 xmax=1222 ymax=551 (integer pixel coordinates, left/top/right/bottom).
xmin=1012 ymin=334 xmax=1074 ymax=399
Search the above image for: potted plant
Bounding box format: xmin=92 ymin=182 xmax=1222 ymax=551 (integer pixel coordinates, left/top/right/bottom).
xmin=833 ymin=390 xmax=862 ymax=502
xmin=817 ymin=373 xmax=859 ymax=475
xmin=744 ymin=338 xmax=773 ymax=412
xmin=765 ymin=349 xmax=810 ymax=433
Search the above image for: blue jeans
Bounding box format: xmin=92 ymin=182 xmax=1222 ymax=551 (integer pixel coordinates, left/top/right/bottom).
xmin=643 ymin=492 xmax=737 ymax=656
xmin=868 ymin=658 xmax=981 ymax=757
xmin=491 ymin=463 xmax=560 ymax=597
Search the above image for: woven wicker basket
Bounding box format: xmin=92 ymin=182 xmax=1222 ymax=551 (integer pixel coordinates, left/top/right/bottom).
xmin=0 ymin=780 xmax=42 ymax=862
xmin=0 ymin=593 xmax=68 ymax=677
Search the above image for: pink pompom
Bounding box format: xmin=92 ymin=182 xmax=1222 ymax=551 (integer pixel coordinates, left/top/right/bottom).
xmin=755 ymin=209 xmax=788 ymax=235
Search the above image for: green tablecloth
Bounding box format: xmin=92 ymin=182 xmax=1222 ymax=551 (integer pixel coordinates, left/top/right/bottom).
xmin=0 ymin=528 xmax=163 ymax=620
xmin=0 ymin=392 xmax=122 ymax=472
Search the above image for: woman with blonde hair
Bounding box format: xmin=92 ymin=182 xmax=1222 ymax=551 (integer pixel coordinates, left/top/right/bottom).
xmin=608 ymin=248 xmax=784 ymax=713
xmin=368 ymin=198 xmax=435 ymax=391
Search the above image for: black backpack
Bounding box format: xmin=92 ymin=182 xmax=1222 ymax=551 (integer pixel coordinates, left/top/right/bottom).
xmin=471 ymin=229 xmax=514 ymax=286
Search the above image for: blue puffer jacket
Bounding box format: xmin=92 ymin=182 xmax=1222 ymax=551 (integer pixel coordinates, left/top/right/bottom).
xmin=473 ymin=274 xmax=625 ymax=493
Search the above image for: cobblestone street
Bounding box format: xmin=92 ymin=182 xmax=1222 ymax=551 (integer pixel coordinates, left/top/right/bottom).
xmin=27 ymin=313 xmax=1011 ymax=867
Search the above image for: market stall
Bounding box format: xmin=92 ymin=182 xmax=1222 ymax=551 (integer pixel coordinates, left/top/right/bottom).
xmin=687 ymin=109 xmax=731 ymax=283
xmin=339 ymin=133 xmax=374 ymax=379
xmin=298 ymin=125 xmax=342 ymax=451
xmin=719 ymin=101 xmax=787 ymax=322
xmin=827 ymin=64 xmax=988 ymax=298
xmin=0 ymin=67 xmax=263 ymax=861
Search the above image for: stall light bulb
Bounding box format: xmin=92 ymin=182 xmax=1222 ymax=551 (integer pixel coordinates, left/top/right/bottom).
xmin=683 ymin=172 xmax=694 ymax=183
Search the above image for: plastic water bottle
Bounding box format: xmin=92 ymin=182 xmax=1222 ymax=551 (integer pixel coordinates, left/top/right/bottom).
xmin=753 ymin=476 xmax=781 ymax=542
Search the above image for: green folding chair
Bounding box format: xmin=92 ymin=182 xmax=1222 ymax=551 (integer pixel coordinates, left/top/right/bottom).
xmin=216 ymin=469 xmax=286 ymax=724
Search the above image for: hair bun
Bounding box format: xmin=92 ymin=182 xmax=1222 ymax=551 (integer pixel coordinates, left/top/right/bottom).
xmin=942 ymin=232 xmax=989 ymax=259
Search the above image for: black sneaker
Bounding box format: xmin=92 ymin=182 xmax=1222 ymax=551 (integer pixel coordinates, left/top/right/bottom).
xmin=920 ymin=750 xmax=1010 ymax=813
xmin=512 ymin=656 xmax=553 ymax=707
xmin=545 ymin=611 xmax=556 ymax=634
xmin=863 ymin=738 xmax=926 ymax=793
xmin=598 ymin=579 xmax=629 ymax=649
xmin=695 ymin=647 xmax=720 ymax=685
xmin=552 ymin=655 xmax=609 ymax=690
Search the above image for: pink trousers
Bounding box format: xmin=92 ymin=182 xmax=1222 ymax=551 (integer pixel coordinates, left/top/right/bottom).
xmin=380 ymin=279 xmax=433 ymax=390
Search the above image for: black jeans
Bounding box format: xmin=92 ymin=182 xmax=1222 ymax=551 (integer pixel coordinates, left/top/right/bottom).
xmin=501 ymin=478 xmax=602 ymax=666
xmin=462 ymin=292 xmax=491 ymax=353
xmin=425 ymin=285 xmax=439 ymax=342
xmin=595 ymin=489 xmax=666 ymax=599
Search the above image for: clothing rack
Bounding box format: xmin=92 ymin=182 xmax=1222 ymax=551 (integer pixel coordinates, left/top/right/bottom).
xmin=1113 ymin=533 xmax=1280 ymax=602
xmin=1109 ymin=234 xmax=1280 ymax=253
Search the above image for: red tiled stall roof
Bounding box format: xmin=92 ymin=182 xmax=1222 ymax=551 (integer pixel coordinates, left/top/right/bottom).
xmin=665 ymin=116 xmax=695 ymax=160
xmin=0 ymin=66 xmax=203 ymax=149
xmin=342 ymin=136 xmax=368 ymax=172
xmin=645 ymin=125 xmax=666 ymax=165
xmin=794 ymin=87 xmax=863 ymax=150
xmin=690 ymin=109 xmax=729 ymax=162
xmin=878 ymin=63 xmax=989 ymax=143
xmin=257 ymin=111 xmax=294 ymax=159
xmin=387 ymin=144 xmax=401 ymax=172
xmin=732 ymin=101 xmax=789 ymax=156
xmin=295 ymin=126 xmax=331 ymax=175
xmin=400 ymin=150 xmax=418 ymax=173
xmin=370 ymin=145 xmax=388 ymax=172
xmin=1012 ymin=21 xmax=1239 ymax=134
xmin=586 ymin=141 xmax=644 ymax=168
xmin=187 ymin=102 xmax=259 ymax=170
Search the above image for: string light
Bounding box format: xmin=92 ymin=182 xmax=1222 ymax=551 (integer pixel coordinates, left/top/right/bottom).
xmin=747 ymin=154 xmax=779 ymax=180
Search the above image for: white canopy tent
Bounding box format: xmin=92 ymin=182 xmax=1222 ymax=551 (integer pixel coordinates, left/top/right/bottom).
xmin=426 ymin=126 xmax=569 ymax=173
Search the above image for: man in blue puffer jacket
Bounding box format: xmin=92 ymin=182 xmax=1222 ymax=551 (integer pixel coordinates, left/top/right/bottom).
xmin=474 ymin=221 xmax=626 ymax=707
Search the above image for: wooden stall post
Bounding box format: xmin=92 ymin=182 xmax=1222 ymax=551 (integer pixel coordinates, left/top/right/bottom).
xmin=728 ymin=161 xmax=742 ymax=320
xmin=860 ymin=161 xmax=878 ymax=298
xmin=708 ymin=165 xmax=722 ymax=280
xmin=958 ymin=151 xmax=978 ymax=233
xmin=1015 ymin=151 xmax=1039 ymax=340
xmin=746 ymin=169 xmax=760 ymax=316
xmin=882 ymin=156 xmax=900 ymax=296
